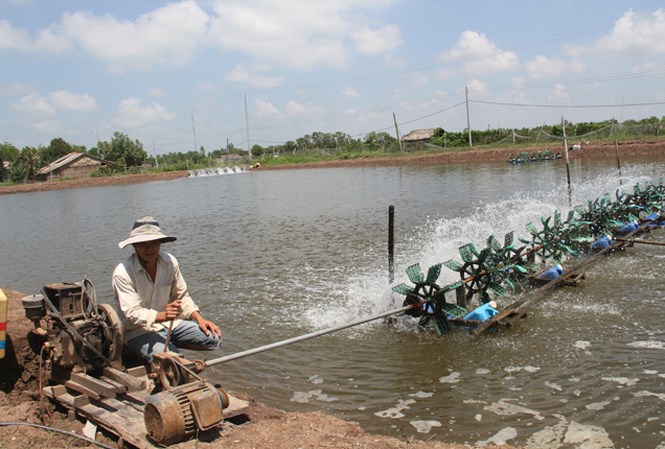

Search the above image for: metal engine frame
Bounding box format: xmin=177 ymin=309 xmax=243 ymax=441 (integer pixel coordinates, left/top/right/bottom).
xmin=22 ymin=280 xmax=124 ymax=372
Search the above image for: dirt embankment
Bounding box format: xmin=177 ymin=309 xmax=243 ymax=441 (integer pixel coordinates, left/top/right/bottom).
xmin=0 ymin=286 xmax=517 ymax=449
xmin=1 ymin=140 xmax=663 ymax=196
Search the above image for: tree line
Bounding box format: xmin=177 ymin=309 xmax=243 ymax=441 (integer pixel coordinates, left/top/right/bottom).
xmin=1 ymin=115 xmax=664 ymax=183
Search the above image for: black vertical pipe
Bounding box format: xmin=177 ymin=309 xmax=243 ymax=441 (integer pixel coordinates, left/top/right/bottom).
xmin=614 ymin=137 xmax=623 ymax=185
xmin=388 ymin=205 xmax=395 ymax=283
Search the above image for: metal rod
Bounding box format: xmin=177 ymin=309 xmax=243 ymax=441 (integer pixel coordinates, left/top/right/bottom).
xmin=561 ymin=116 xmax=572 ymax=207
xmin=163 ymin=319 xmax=175 ymax=352
xmin=614 ymin=237 xmax=665 ymax=247
xmin=614 ymin=136 xmax=623 ymax=185
xmin=388 ymin=205 xmax=395 ymax=283
xmin=205 ymin=305 xmax=412 ymax=366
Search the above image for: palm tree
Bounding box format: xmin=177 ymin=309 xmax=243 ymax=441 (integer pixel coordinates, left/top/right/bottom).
xmin=16 ymin=146 xmax=41 ymax=181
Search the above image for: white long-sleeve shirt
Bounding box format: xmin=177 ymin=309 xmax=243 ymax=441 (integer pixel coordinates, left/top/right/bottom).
xmin=112 ymin=251 xmax=199 ymax=341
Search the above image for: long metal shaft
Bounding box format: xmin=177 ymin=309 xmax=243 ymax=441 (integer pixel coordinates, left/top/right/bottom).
xmin=614 ymin=237 xmax=665 ymax=247
xmin=205 ymin=305 xmax=412 ymax=367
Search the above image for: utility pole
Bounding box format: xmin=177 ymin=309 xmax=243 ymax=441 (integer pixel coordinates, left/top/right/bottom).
xmin=465 ymin=86 xmax=473 ymax=148
xmin=244 ymin=92 xmax=252 ymax=160
xmin=191 ymin=112 xmax=198 ymax=152
xmin=393 ymin=112 xmax=403 ymax=152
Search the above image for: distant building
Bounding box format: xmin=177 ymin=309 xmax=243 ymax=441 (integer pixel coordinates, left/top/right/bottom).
xmin=0 ymin=161 xmax=10 ymax=182
xmin=36 ymin=152 xmax=113 ymax=181
xmin=402 ymin=128 xmax=437 ymax=143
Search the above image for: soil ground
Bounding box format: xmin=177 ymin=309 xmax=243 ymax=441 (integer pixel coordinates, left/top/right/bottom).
xmin=1 ymin=140 xmax=662 ymax=448
xmin=1 ymin=140 xmax=663 ymax=196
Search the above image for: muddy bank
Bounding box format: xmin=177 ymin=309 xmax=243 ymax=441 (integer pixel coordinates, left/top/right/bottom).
xmin=0 ymin=286 xmax=517 ymax=449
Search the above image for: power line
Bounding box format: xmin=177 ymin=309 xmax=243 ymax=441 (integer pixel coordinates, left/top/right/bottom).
xmin=471 ymin=99 xmax=665 ymax=109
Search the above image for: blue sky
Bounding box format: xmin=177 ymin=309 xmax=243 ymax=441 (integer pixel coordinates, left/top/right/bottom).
xmin=1 ymin=1 xmax=665 ymax=154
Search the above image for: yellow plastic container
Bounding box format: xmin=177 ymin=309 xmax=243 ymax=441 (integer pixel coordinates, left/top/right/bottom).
xmin=0 ymin=288 xmax=6 ymax=359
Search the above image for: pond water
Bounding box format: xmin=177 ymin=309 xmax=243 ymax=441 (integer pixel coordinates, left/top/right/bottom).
xmin=1 ymin=155 xmax=664 ymax=448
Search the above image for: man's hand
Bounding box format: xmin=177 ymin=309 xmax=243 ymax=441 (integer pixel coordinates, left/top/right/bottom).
xmin=164 ymin=299 xmax=182 ymax=320
xmin=192 ymin=311 xmax=222 ymax=337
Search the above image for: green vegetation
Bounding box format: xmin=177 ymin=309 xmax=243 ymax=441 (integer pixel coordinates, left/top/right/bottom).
xmin=1 ymin=116 xmax=664 ymax=184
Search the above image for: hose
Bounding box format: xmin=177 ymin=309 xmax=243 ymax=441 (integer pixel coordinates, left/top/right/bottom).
xmin=0 ymin=422 xmax=116 ymax=449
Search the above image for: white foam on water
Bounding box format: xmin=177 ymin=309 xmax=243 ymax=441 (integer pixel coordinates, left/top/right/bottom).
xmin=634 ymin=390 xmax=665 ymax=401
xmin=374 ymin=399 xmax=416 ymax=419
xmin=484 ymin=399 xmax=544 ymax=421
xmin=476 ymin=426 xmax=518 ymax=446
xmin=505 ymin=365 xmax=541 ymax=374
xmin=628 ymin=340 xmax=665 ymax=350
xmin=308 ymin=374 xmax=324 ymax=384
xmin=526 ymin=417 xmax=615 ymax=449
xmin=602 ymin=376 xmax=639 ymax=387
xmin=563 ymin=421 xmax=614 ymax=448
xmin=408 ymin=391 xmax=433 ymax=399
xmin=302 ymin=170 xmax=663 ymax=336
xmin=475 ymin=414 xmax=483 ymax=422
xmin=573 ymin=340 xmax=591 ymax=350
xmin=585 ymin=401 xmax=611 ymax=411
xmin=476 ymin=368 xmax=490 ymax=375
xmin=439 ymin=371 xmax=461 ymax=383
xmin=289 ymin=389 xmax=338 ymax=403
xmin=545 ymin=381 xmax=563 ymax=391
xmin=409 ymin=420 xmax=442 ymax=434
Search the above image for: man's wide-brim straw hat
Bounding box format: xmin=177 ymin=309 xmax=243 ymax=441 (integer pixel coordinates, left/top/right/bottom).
xmin=118 ymin=216 xmax=177 ymax=249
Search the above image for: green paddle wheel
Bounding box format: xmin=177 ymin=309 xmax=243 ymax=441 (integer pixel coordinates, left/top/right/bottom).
xmin=390 ymin=180 xmax=665 ymax=336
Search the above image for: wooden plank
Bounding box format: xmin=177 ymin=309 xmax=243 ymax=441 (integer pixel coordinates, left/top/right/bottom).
xmin=73 ymin=394 xmax=91 ymax=408
xmin=126 ymin=365 xmax=148 ymax=377
xmin=71 ymin=372 xmax=117 ymax=398
xmin=102 ymin=367 xmax=145 ymax=392
xmin=64 ymin=380 xmax=102 ymax=401
xmin=97 ymin=375 xmax=128 ymax=394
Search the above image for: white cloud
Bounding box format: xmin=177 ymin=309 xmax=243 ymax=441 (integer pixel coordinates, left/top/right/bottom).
xmin=33 ymin=26 xmax=71 ymax=53
xmin=254 ymin=98 xmax=280 ymax=117
xmin=225 ymin=63 xmax=285 ymax=88
xmin=147 ymin=88 xmax=166 ymax=98
xmin=0 ymin=82 xmax=33 ymax=96
xmin=466 ymin=79 xmax=489 ymax=97
xmin=11 ymin=93 xmax=55 ymax=116
xmin=32 ymin=119 xmax=63 ymax=132
xmin=547 ymin=83 xmax=570 ymax=103
xmin=113 ymin=98 xmax=175 ymax=128
xmin=436 ymin=67 xmax=456 ymax=81
xmin=596 ymin=9 xmax=665 ymax=54
xmin=210 ymin=0 xmax=388 ymax=69
xmin=49 ymin=91 xmax=96 ymax=111
xmin=60 ymin=1 xmax=209 ymax=71
xmin=285 ymin=100 xmax=324 ymax=116
xmin=351 ymin=24 xmax=402 ymax=55
xmin=525 ymin=55 xmax=585 ymax=79
xmin=410 ymin=72 xmax=429 ymax=87
xmin=441 ymin=30 xmax=519 ymax=75
xmin=0 ymin=19 xmax=31 ymax=50
xmin=196 ymin=82 xmax=218 ymax=93
xmin=341 ymin=87 xmax=359 ymax=98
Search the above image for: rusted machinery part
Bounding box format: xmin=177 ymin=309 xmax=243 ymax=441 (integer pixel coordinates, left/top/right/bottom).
xmin=97 ymin=303 xmax=124 ymax=363
xmin=155 ymin=352 xmax=206 ymax=389
xmin=144 ymin=381 xmax=225 ymax=445
xmin=215 ymin=385 xmax=230 ymax=409
xmin=158 ymin=355 xmax=182 ymax=388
